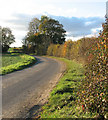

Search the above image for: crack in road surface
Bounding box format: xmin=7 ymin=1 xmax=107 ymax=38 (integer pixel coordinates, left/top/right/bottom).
xmin=2 ymin=56 xmax=66 ymax=118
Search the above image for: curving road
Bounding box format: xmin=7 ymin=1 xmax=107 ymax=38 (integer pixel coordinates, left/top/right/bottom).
xmin=2 ymin=56 xmax=64 ymax=118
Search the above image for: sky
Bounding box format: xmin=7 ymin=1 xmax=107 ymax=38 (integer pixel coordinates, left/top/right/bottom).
xmin=0 ymin=0 xmax=107 ymax=47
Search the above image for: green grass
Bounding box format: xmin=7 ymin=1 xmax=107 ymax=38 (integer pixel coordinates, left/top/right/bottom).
xmin=2 ymin=53 xmax=23 ymax=67
xmin=8 ymin=47 xmax=14 ymax=52
xmin=8 ymin=47 xmax=23 ymax=53
xmin=41 ymin=57 xmax=97 ymax=118
xmin=0 ymin=53 xmax=36 ymax=75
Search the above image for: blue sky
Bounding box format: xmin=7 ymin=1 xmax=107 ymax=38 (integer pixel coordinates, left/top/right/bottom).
xmin=0 ymin=0 xmax=107 ymax=47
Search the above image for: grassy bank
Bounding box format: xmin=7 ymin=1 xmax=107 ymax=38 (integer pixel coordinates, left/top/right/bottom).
xmin=0 ymin=53 xmax=36 ymax=75
xmin=41 ymin=57 xmax=97 ymax=118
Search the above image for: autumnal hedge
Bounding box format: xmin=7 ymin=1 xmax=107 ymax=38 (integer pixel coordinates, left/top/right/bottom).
xmin=47 ymin=19 xmax=108 ymax=118
xmin=78 ymin=19 xmax=108 ymax=118
xmin=47 ymin=37 xmax=96 ymax=64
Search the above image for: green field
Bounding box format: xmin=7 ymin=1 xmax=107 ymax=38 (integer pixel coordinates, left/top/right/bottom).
xmin=40 ymin=57 xmax=97 ymax=118
xmin=0 ymin=53 xmax=36 ymax=75
xmin=2 ymin=53 xmax=24 ymax=67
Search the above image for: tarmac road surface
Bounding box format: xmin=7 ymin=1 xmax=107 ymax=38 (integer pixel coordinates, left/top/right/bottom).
xmin=2 ymin=56 xmax=64 ymax=118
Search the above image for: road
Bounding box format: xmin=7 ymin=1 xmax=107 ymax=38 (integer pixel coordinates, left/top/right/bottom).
xmin=2 ymin=56 xmax=65 ymax=118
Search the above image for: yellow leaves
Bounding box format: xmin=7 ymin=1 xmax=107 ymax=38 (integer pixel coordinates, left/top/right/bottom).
xmin=97 ymin=43 xmax=100 ymax=48
xmin=104 ymin=44 xmax=107 ymax=50
xmin=100 ymin=93 xmax=104 ymax=96
xmin=82 ymin=91 xmax=86 ymax=93
xmin=34 ymin=32 xmax=40 ymax=36
xmin=101 ymin=42 xmax=104 ymax=44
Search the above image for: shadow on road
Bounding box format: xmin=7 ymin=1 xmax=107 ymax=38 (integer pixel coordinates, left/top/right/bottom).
xmin=27 ymin=104 xmax=42 ymax=118
xmin=34 ymin=57 xmax=44 ymax=65
xmin=19 ymin=56 xmax=44 ymax=71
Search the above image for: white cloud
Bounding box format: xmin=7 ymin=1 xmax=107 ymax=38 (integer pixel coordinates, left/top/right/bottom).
xmin=0 ymin=0 xmax=106 ymax=46
xmin=10 ymin=30 xmax=27 ymax=47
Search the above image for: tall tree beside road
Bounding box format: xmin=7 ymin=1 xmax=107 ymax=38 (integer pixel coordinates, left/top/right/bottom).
xmin=23 ymin=16 xmax=66 ymax=55
xmin=39 ymin=17 xmax=66 ymax=44
xmin=0 ymin=27 xmax=15 ymax=53
xmin=28 ymin=18 xmax=40 ymax=36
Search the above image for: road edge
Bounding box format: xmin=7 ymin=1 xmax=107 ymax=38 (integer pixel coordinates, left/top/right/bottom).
xmin=25 ymin=56 xmax=67 ymax=118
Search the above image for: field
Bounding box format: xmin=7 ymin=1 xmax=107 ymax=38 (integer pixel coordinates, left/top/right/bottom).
xmin=2 ymin=53 xmax=24 ymax=67
xmin=40 ymin=57 xmax=97 ymax=118
xmin=0 ymin=53 xmax=36 ymax=75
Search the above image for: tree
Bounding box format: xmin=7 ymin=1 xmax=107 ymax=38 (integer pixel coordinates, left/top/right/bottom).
xmin=39 ymin=17 xmax=66 ymax=44
xmin=23 ymin=16 xmax=66 ymax=55
xmin=0 ymin=26 xmax=2 ymax=53
xmin=22 ymin=18 xmax=41 ymax=52
xmin=0 ymin=27 xmax=15 ymax=52
xmin=28 ymin=18 xmax=40 ymax=36
xmin=40 ymin=15 xmax=50 ymax=22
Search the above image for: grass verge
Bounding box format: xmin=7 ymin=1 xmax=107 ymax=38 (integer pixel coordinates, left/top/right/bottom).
xmin=40 ymin=57 xmax=97 ymax=118
xmin=0 ymin=53 xmax=36 ymax=75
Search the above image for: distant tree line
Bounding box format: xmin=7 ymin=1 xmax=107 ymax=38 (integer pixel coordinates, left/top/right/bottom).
xmin=22 ymin=15 xmax=66 ymax=55
xmin=47 ymin=37 xmax=97 ymax=64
